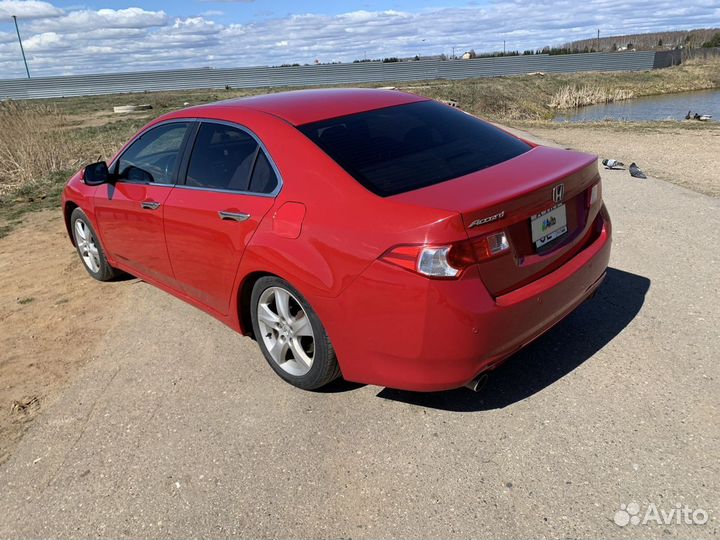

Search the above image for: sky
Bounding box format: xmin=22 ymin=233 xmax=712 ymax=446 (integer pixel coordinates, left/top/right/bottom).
xmin=0 ymin=0 xmax=718 ymax=78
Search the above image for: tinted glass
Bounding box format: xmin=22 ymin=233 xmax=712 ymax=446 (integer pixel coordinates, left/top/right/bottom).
xmin=116 ymin=123 xmax=189 ymax=184
xmin=249 ymin=151 xmax=279 ymax=194
xmin=187 ymin=123 xmax=259 ymax=191
xmin=299 ymin=101 xmax=531 ymax=196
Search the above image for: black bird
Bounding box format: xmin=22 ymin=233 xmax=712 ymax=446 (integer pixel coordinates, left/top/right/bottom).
xmin=629 ymin=162 xmax=647 ymax=179
xmin=685 ymin=110 xmax=692 ymax=120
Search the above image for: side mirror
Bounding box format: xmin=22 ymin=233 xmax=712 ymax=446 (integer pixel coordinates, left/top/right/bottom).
xmin=83 ymin=161 xmax=109 ymax=185
xmin=124 ymin=166 xmax=154 ymax=183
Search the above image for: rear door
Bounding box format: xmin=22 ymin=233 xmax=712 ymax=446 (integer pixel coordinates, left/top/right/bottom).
xmin=163 ymin=121 xmax=279 ymax=315
xmin=93 ymin=121 xmax=192 ymax=284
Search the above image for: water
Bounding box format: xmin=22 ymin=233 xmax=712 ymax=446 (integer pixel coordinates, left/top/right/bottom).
xmin=555 ymin=89 xmax=720 ymax=123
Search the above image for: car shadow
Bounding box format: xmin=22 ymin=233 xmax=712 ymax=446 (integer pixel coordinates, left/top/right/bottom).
xmin=376 ymin=267 xmax=650 ymax=412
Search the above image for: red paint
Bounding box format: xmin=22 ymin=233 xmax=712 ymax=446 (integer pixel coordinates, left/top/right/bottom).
xmin=272 ymin=202 xmax=306 ymax=239
xmin=62 ymin=89 xmax=612 ymax=391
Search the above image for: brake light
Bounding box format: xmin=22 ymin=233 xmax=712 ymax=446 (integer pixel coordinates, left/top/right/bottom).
xmin=587 ymin=181 xmax=601 ymax=207
xmin=380 ymin=231 xmax=510 ymax=279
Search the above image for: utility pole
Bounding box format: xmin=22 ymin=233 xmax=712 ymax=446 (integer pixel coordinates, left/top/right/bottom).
xmin=597 ymin=29 xmax=600 ymax=52
xmin=503 ymin=40 xmax=506 ymax=55
xmin=12 ymin=15 xmax=30 ymax=79
xmin=452 ymin=46 xmax=456 ymax=60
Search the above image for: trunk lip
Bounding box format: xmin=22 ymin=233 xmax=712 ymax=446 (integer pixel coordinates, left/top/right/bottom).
xmin=389 ymin=146 xmax=598 ymax=215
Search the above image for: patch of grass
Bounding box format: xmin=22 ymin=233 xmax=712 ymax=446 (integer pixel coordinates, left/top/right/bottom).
xmin=0 ymin=169 xmax=73 ymax=237
xmin=17 ymin=297 xmax=35 ymax=305
xmin=0 ymin=101 xmax=81 ymax=197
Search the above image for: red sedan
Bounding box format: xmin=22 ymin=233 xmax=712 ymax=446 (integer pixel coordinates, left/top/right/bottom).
xmin=62 ymin=88 xmax=611 ymax=392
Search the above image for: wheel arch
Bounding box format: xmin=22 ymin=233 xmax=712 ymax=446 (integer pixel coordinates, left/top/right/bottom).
xmin=237 ymin=271 xmax=276 ymax=337
xmin=63 ymin=201 xmax=79 ymax=246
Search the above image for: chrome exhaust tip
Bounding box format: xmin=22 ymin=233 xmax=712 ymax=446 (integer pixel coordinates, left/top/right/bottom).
xmin=464 ymin=373 xmax=488 ymax=392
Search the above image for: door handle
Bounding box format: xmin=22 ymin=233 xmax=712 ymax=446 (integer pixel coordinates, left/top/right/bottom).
xmin=141 ymin=201 xmax=161 ymax=210
xmin=218 ymin=211 xmax=251 ymax=222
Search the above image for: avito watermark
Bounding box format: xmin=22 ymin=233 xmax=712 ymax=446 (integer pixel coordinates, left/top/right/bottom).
xmin=614 ymin=502 xmax=709 ymax=527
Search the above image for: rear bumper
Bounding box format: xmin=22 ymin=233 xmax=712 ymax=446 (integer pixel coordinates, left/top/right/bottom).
xmin=312 ymin=207 xmax=612 ymax=391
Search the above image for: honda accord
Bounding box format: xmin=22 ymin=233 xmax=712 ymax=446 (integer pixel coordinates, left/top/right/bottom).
xmin=62 ymin=88 xmax=611 ymax=391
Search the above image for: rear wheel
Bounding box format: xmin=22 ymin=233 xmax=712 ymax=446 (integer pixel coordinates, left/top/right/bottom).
xmin=251 ymin=276 xmax=340 ymax=390
xmin=70 ymin=208 xmax=119 ymax=282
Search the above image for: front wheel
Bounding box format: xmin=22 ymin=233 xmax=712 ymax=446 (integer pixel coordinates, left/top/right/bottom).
xmin=251 ymin=276 xmax=340 ymax=390
xmin=70 ymin=208 xmax=119 ymax=282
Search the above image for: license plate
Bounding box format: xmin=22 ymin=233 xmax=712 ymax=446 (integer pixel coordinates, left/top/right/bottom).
xmin=531 ymin=204 xmax=568 ymax=249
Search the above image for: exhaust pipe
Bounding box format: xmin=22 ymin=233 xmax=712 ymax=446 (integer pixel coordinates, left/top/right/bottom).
xmin=464 ymin=373 xmax=488 ymax=392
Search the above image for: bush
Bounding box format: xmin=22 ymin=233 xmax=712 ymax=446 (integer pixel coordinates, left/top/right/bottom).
xmin=702 ymin=32 xmax=720 ymax=48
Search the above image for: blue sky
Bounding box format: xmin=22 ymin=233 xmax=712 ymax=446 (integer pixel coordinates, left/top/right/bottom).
xmin=0 ymin=0 xmax=718 ymax=78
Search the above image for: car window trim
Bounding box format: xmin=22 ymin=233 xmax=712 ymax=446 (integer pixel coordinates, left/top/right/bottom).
xmin=110 ymin=119 xmax=197 ymax=187
xmin=177 ymin=119 xmax=283 ymax=198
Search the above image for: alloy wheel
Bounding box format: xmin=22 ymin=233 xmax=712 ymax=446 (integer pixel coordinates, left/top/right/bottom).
xmin=74 ymin=219 xmax=101 ymax=273
xmin=256 ymin=286 xmax=315 ymax=376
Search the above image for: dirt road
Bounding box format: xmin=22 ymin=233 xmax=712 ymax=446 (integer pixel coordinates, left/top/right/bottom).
xmin=0 ymin=212 xmax=128 ymax=463
xmin=0 ymin=135 xmax=718 ymax=538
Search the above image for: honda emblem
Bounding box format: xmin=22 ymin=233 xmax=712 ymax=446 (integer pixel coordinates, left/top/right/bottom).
xmin=552 ymin=183 xmax=565 ymax=203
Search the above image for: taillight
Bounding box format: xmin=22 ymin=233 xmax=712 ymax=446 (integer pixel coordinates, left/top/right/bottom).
xmin=380 ymin=231 xmax=510 ymax=279
xmin=587 ymin=181 xmax=601 ymax=208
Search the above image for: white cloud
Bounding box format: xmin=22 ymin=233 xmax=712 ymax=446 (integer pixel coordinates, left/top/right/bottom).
xmin=29 ymin=7 xmax=167 ymax=32
xmin=0 ymin=0 xmax=63 ymax=21
xmin=23 ymin=30 xmax=70 ymax=51
xmin=0 ymin=0 xmax=718 ymax=78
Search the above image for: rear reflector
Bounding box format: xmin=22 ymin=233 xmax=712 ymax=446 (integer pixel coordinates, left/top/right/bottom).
xmin=380 ymin=230 xmax=510 ymax=279
xmin=587 ymin=181 xmax=601 ymax=208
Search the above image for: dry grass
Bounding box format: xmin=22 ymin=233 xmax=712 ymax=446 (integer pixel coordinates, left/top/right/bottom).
xmin=549 ymin=85 xmax=634 ymax=109
xmin=0 ymin=101 xmax=81 ymax=197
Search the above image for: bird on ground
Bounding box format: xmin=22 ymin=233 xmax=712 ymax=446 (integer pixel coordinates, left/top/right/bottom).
xmin=602 ymin=158 xmax=625 ymax=169
xmin=629 ymin=162 xmax=647 ymax=179
xmin=685 ymin=110 xmax=692 ymax=120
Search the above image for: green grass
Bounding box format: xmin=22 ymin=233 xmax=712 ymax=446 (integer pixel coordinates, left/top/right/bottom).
xmin=17 ymin=297 xmax=35 ymax=305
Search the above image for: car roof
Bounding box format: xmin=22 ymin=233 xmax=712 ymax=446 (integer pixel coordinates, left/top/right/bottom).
xmin=185 ymin=88 xmax=428 ymax=126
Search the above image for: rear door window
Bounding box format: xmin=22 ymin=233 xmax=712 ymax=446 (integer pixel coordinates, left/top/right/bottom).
xmin=248 ymin=151 xmax=279 ymax=194
xmin=185 ymin=122 xmax=280 ymax=194
xmin=298 ymin=100 xmax=531 ymax=196
xmin=186 ymin=123 xmax=260 ymax=191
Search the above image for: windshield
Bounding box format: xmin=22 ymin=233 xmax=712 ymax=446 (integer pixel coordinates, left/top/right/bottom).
xmin=298 ymin=100 xmax=531 ymax=196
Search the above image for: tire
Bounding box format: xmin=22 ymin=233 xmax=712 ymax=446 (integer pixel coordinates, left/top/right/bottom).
xmin=70 ymin=208 xmax=120 ymax=282
xmin=251 ymin=276 xmax=341 ymax=390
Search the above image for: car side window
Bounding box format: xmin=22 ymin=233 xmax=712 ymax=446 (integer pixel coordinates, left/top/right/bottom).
xmin=186 ymin=123 xmax=260 ymax=191
xmin=249 ymin=150 xmax=279 ymax=194
xmin=115 ymin=123 xmax=190 ymax=184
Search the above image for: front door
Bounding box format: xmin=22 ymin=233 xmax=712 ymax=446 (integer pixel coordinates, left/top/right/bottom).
xmin=93 ymin=121 xmax=192 ymax=284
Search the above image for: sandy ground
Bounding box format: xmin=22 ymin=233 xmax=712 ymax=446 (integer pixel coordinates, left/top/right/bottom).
xmin=0 ymin=212 xmax=127 ymax=463
xmin=524 ymin=122 xmax=720 ymax=197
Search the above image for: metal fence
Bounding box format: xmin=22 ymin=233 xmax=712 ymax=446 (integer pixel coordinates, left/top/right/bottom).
xmin=0 ymin=51 xmax=657 ymax=101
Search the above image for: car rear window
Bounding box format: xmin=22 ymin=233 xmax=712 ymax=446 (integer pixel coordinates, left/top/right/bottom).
xmin=298 ymin=100 xmax=531 ymax=197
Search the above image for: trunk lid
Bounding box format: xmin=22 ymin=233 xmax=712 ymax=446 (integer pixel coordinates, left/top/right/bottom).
xmin=391 ymin=146 xmax=602 ymax=296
